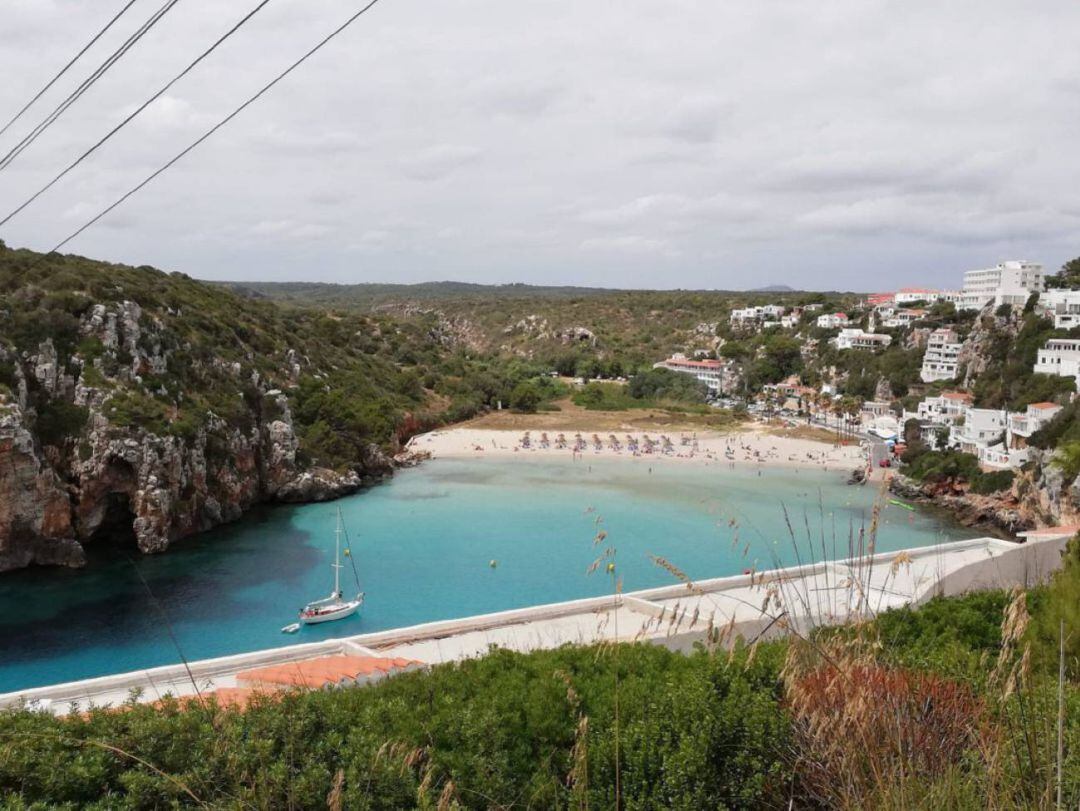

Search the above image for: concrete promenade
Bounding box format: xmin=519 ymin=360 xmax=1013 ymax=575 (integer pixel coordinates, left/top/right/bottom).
xmin=1 ymin=529 xmax=1071 ymax=715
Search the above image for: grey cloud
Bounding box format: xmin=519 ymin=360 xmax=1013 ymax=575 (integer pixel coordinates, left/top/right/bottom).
xmin=399 ymin=144 xmax=482 ymax=181
xmin=0 ymin=0 xmax=1077 ymax=290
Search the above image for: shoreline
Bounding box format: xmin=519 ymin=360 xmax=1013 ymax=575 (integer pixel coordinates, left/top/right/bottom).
xmin=406 ymin=425 xmax=872 ymax=476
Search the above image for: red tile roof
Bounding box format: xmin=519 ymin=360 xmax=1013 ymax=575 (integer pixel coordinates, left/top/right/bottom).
xmin=1029 ymin=402 xmax=1061 ymax=410
xmin=664 ymin=358 xmax=722 ymax=368
xmin=236 ymin=655 xmax=422 ymax=690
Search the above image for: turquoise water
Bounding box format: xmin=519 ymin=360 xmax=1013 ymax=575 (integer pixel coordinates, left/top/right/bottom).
xmin=0 ymin=457 xmax=980 ymax=693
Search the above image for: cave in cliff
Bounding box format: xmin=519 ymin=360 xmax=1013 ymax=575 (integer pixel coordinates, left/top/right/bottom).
xmin=89 ymin=492 xmax=138 ymax=550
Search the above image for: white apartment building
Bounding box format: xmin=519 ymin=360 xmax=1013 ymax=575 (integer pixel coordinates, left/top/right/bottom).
xmin=1034 ymin=338 xmax=1080 ymax=390
xmin=920 ymin=328 xmax=963 ymax=383
xmin=730 ymin=305 xmax=785 ymax=324
xmin=833 ymin=329 xmax=892 ymax=351
xmin=1008 ymin=402 xmax=1063 ymax=447
xmin=954 ymin=408 xmax=1007 ymax=455
xmin=780 ymin=314 xmax=800 ymax=329
xmin=905 ymin=393 xmax=1056 ymax=469
xmin=883 ymin=308 xmax=927 ymax=328
xmin=816 ymin=312 xmax=849 ymax=329
xmin=1038 ymin=289 xmax=1080 ymax=329
xmin=654 ymin=356 xmax=735 ymax=393
xmin=894 ymin=288 xmax=941 ymax=305
xmin=914 ymin=392 xmax=973 ymax=425
xmin=949 ymin=260 xmax=1044 ymax=311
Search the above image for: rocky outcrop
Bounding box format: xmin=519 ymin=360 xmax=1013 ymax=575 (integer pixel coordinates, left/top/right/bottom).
xmin=957 ymin=302 xmax=1017 ymax=390
xmin=0 ymin=404 xmax=84 ymax=570
xmin=889 ymin=473 xmax=1035 ymax=534
xmin=0 ymin=298 xmax=398 ymax=573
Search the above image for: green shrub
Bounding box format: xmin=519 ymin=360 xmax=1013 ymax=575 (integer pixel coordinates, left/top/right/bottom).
xmin=969 ymin=469 xmax=1014 ymax=494
xmin=0 ymin=644 xmax=789 ymax=809
xmin=33 ymin=399 xmax=88 ymax=447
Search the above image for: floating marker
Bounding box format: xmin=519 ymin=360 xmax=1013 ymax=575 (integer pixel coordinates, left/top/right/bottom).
xmin=606 ymin=562 xmax=615 ymax=574
xmin=489 ymin=559 xmax=498 ymax=568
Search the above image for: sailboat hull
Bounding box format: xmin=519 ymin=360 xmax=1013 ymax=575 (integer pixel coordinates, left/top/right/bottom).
xmin=300 ymin=599 xmax=362 ymax=625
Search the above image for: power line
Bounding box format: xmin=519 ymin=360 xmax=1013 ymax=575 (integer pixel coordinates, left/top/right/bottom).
xmin=0 ymin=0 xmax=183 ymax=174
xmin=0 ymin=0 xmax=142 ymax=140
xmin=50 ymin=0 xmax=385 ymax=253
xmin=0 ymin=0 xmax=274 ymax=229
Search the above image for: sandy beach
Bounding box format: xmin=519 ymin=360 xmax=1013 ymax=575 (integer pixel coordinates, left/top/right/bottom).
xmin=407 ymin=425 xmax=870 ymax=474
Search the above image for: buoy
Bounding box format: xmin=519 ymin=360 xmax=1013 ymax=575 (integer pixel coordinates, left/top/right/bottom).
xmin=489 ymin=559 xmax=498 ymax=568
xmin=606 ymin=562 xmax=616 ymax=574
xmin=343 ymin=549 xmax=351 ymax=557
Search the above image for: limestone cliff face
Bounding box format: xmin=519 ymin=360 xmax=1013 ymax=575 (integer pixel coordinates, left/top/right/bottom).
xmin=0 ymin=299 xmax=393 ymax=572
xmin=0 ymin=404 xmax=84 ymax=570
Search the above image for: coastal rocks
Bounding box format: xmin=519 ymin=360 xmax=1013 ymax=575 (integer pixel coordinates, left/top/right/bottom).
xmin=0 ymin=405 xmax=83 ymax=571
xmin=276 ymin=468 xmax=362 ymax=503
xmin=888 ymin=473 xmax=1034 ymax=534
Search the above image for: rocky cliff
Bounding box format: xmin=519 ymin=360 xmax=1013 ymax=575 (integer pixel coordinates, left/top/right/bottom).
xmin=0 ymin=247 xmax=424 ymax=572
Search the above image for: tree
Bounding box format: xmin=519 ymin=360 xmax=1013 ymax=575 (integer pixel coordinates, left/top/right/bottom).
xmin=1045 ymin=256 xmax=1080 ymax=290
xmin=509 ymin=382 xmax=541 ymax=413
xmin=1051 ymin=441 xmax=1080 ymax=482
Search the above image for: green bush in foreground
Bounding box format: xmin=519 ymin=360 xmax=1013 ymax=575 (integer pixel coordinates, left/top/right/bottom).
xmin=0 ymin=644 xmax=788 ymax=810
xmin=4 ymin=587 xmax=1080 ymax=809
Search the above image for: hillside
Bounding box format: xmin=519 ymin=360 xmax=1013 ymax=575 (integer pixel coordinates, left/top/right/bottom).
xmin=0 ymin=244 xmax=442 ymax=571
xmin=225 ymin=280 xmax=855 ymax=371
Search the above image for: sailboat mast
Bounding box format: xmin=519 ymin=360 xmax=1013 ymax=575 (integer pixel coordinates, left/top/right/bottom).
xmin=333 ymin=508 xmax=342 ymax=595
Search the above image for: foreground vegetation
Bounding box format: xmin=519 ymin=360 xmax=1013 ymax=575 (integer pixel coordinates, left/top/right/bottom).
xmin=4 ymin=540 xmax=1080 ymax=809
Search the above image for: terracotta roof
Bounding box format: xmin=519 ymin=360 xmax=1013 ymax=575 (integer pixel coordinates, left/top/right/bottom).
xmin=236 ymin=655 xmax=423 ymax=690
xmin=942 ymin=392 xmax=973 ymax=402
xmin=1028 ymin=402 xmax=1061 ymax=410
xmin=665 ymin=358 xmax=722 ymax=369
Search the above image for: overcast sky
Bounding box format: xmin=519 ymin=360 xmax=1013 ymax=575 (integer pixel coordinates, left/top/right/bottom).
xmin=1 ymin=0 xmax=1078 ymax=290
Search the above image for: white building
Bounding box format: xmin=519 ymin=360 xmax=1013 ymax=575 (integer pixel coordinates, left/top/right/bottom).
xmin=730 ymin=305 xmax=785 ymax=325
xmin=894 ymin=287 xmax=941 ymax=305
xmin=1034 ymin=338 xmax=1080 ymax=390
xmin=816 ymin=312 xmax=849 ymax=329
xmin=780 ymin=314 xmax=800 ymax=329
xmin=1038 ymin=289 xmax=1080 ymax=329
xmin=920 ymin=328 xmax=963 ymax=383
xmin=950 ymin=260 xmax=1044 ymax=311
xmin=883 ymin=308 xmax=927 ymax=328
xmin=954 ymin=408 xmax=1007 ymax=455
xmin=1008 ymin=402 xmax=1063 ymax=447
xmin=914 ymin=392 xmax=973 ymax=425
xmin=833 ymin=329 xmax=892 ymax=351
xmin=654 ymin=356 xmax=736 ymax=393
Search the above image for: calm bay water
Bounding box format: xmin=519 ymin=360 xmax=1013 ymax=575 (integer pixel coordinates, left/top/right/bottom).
xmin=0 ymin=456 xmax=980 ymax=693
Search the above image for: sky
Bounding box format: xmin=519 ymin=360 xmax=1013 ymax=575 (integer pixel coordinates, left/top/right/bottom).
xmin=0 ymin=0 xmax=1078 ymax=291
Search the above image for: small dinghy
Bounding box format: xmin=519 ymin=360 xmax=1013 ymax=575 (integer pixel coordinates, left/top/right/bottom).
xmin=281 ymin=623 xmax=301 ymax=634
xmin=298 ymin=507 xmax=364 ymax=626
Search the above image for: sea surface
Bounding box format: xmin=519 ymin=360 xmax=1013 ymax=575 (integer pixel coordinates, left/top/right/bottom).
xmin=0 ymin=456 xmax=982 ymax=693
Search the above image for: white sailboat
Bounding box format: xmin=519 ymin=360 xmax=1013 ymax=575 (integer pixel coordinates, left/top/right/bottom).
xmin=298 ymin=507 xmax=363 ymax=625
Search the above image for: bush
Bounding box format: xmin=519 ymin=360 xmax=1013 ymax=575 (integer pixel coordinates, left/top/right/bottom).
xmin=508 ymin=381 xmax=541 ymax=413
xmin=969 ymin=469 xmax=1014 ymax=494
xmin=0 ymin=644 xmax=790 ymax=809
xmin=33 ymin=399 xmax=89 ymax=447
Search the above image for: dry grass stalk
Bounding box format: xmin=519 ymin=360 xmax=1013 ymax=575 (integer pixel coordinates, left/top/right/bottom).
xmin=326 ymin=768 xmax=345 ymax=811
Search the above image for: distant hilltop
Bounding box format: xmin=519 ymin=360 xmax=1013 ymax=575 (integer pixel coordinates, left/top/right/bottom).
xmin=750 ymin=284 xmax=796 ymax=292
